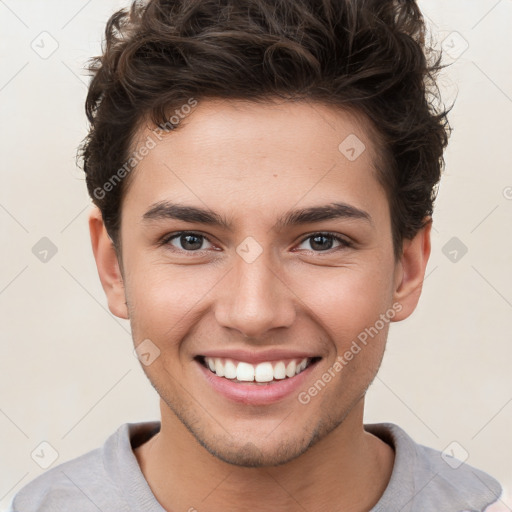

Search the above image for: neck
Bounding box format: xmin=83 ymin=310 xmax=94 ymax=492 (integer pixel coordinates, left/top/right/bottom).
xmin=135 ymin=398 xmax=395 ymax=512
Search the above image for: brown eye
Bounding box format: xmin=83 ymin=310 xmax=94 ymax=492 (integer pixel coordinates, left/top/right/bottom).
xmin=297 ymin=233 xmax=352 ymax=252
xmin=164 ymin=232 xmax=213 ymax=252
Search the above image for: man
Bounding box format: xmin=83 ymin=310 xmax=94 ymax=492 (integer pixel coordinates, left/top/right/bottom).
xmin=9 ymin=0 xmax=503 ymax=510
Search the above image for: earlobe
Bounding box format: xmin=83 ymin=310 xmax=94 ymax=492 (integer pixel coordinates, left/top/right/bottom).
xmin=88 ymin=207 xmax=129 ymax=320
xmin=391 ymin=218 xmax=432 ymax=322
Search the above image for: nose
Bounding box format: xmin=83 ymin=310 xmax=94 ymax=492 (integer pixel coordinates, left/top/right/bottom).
xmin=214 ymin=249 xmax=296 ymax=339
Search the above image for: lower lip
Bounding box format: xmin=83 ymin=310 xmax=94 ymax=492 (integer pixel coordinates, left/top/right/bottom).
xmin=196 ymin=359 xmax=318 ymax=405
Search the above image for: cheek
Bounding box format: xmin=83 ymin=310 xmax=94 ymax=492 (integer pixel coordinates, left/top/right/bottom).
xmin=125 ymin=262 xmax=219 ymax=340
xmin=290 ymin=263 xmax=394 ymax=342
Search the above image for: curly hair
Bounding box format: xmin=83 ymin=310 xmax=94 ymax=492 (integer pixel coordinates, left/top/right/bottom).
xmin=79 ymin=0 xmax=452 ymax=259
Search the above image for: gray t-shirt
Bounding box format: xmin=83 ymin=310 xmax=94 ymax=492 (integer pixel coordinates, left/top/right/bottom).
xmin=9 ymin=421 xmax=502 ymax=511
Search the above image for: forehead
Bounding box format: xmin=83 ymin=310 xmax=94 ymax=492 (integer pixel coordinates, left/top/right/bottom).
xmin=123 ymin=98 xmax=388 ymax=224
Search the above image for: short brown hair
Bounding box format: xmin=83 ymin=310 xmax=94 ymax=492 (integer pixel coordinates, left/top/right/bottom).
xmin=80 ymin=0 xmax=452 ymax=258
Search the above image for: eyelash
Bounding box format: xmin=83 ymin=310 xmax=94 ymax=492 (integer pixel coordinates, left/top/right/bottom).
xmin=159 ymin=231 xmax=353 ymax=254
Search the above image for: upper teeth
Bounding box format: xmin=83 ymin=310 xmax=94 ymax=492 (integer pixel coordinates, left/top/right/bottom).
xmin=204 ymin=357 xmax=310 ymax=382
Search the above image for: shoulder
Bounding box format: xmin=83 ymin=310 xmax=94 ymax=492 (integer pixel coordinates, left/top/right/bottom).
xmin=8 ymin=422 xmax=155 ymax=512
xmin=9 ymin=445 xmax=115 ymax=512
xmin=366 ymin=422 xmax=503 ymax=512
xmin=414 ymin=441 xmax=501 ymax=506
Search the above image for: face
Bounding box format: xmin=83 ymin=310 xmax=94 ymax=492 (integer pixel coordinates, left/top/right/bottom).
xmin=100 ymin=99 xmax=420 ymax=467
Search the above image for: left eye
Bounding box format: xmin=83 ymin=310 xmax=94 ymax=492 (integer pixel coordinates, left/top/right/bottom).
xmin=296 ymin=233 xmax=351 ymax=252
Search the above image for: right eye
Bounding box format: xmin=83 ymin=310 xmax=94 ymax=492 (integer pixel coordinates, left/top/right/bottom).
xmin=162 ymin=231 xmax=216 ymax=253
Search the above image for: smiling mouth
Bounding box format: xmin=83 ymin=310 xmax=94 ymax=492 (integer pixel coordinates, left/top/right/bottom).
xmin=195 ymin=356 xmax=322 ymax=385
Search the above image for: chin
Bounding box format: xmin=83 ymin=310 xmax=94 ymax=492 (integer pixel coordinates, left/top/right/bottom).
xmin=187 ymin=413 xmax=342 ymax=468
xmin=195 ymin=433 xmax=314 ymax=468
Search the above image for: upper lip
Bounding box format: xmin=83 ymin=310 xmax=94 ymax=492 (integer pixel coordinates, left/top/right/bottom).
xmin=197 ymin=348 xmax=321 ymax=365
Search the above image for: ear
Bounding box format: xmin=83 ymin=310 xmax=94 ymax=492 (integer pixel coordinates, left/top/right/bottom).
xmin=88 ymin=207 xmax=129 ymax=319
xmin=391 ymin=218 xmax=432 ymax=322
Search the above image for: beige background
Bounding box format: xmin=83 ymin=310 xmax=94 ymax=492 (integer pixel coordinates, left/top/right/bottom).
xmin=1 ymin=0 xmax=511 ymax=509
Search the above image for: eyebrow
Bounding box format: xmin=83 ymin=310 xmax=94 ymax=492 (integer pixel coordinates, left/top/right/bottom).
xmin=142 ymin=201 xmax=373 ymax=230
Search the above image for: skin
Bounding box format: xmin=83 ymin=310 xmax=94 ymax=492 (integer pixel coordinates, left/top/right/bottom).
xmin=89 ymin=98 xmax=431 ymax=512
